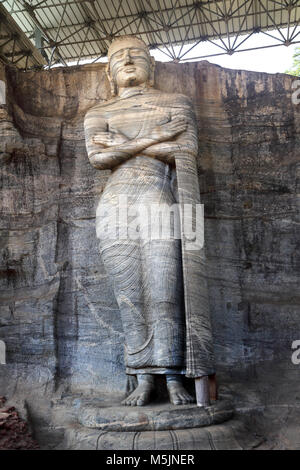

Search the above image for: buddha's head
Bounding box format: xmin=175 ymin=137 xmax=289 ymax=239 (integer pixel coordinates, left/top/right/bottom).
xmin=106 ymin=35 xmax=155 ymax=96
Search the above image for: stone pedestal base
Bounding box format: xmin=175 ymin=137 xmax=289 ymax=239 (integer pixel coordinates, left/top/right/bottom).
xmin=51 ymin=394 xmax=261 ymax=450
xmin=63 ymin=419 xmax=250 ymax=450
xmin=78 ymin=399 xmax=233 ymax=432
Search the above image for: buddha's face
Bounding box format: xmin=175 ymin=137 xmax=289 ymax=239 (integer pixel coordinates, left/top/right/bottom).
xmin=108 ymin=44 xmax=151 ymax=89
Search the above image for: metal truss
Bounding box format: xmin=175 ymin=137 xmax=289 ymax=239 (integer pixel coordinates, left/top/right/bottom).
xmin=0 ymin=0 xmax=299 ymax=69
xmin=0 ymin=2 xmax=45 ymax=68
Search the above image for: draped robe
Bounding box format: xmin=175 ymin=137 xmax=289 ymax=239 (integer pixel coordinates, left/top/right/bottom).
xmin=84 ymin=87 xmax=215 ymax=378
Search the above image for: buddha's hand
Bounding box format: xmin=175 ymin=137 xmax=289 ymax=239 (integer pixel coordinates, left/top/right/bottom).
xmin=92 ymin=131 xmax=128 ymax=147
xmin=148 ymin=117 xmax=187 ymax=142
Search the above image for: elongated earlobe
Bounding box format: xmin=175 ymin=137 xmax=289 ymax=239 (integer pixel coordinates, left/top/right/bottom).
xmin=148 ymin=57 xmax=155 ymax=87
xmin=106 ymin=64 xmax=117 ymax=96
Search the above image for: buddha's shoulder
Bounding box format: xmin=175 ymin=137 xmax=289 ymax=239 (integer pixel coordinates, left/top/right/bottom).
xmin=84 ymin=100 xmax=112 ymax=119
xmin=84 ymin=90 xmax=193 ymax=118
xmin=84 ymin=94 xmax=139 ymax=117
xmin=150 ymin=89 xmax=193 ymax=107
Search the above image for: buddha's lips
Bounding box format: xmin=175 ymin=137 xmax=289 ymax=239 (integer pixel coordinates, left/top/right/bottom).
xmin=120 ymin=64 xmax=136 ymax=70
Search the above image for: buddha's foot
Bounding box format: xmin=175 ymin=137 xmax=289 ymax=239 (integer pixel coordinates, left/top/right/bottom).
xmin=166 ymin=376 xmax=195 ymax=405
xmin=122 ymin=374 xmax=155 ymax=406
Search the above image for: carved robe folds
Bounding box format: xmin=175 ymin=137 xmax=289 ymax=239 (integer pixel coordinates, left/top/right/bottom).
xmin=84 ymin=87 xmax=215 ymax=378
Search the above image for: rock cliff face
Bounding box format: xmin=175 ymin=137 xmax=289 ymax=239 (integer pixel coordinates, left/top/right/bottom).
xmin=0 ymin=60 xmax=299 ymax=447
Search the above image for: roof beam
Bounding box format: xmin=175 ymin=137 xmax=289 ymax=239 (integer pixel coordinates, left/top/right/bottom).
xmin=0 ymin=2 xmax=46 ymax=68
xmin=0 ymin=0 xmax=299 ymax=67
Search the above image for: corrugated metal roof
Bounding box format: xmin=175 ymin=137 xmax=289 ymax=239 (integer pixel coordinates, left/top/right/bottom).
xmin=1 ymin=0 xmax=299 ymax=68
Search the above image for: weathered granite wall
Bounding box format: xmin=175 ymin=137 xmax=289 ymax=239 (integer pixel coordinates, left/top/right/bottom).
xmin=0 ymin=60 xmax=299 ymax=427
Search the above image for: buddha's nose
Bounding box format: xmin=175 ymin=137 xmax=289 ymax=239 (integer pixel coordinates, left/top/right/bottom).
xmin=124 ymin=49 xmax=133 ymax=64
